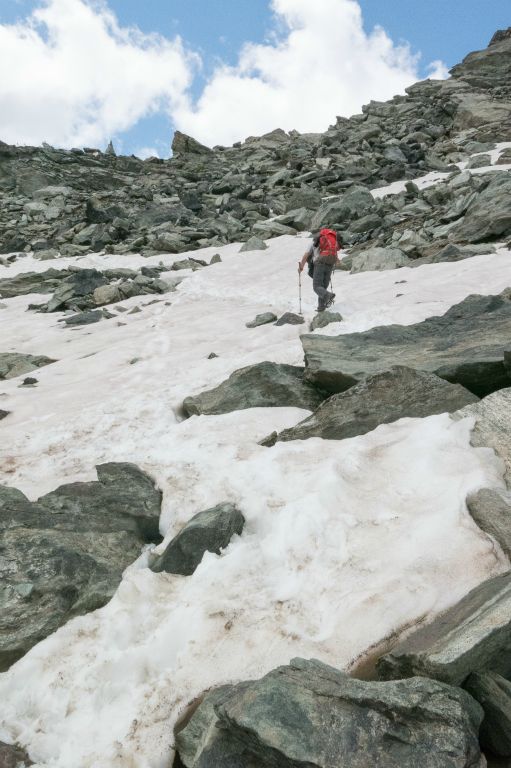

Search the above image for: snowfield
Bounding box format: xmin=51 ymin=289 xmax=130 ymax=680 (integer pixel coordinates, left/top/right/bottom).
xmin=1 ymin=229 xmax=511 ymax=767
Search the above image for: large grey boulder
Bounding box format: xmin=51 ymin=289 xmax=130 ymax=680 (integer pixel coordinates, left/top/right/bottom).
xmin=467 ymin=488 xmax=511 ymax=559
xmin=176 ymin=658 xmax=484 ymax=768
xmin=465 ymin=671 xmax=511 ymax=756
xmin=302 ymin=291 xmax=511 ymax=396
xmin=350 ymin=246 xmax=409 ymax=273
xmin=150 ymin=503 xmax=244 ymax=575
xmin=378 ymin=572 xmax=511 ymax=685
xmin=0 ymin=463 xmax=162 ymax=671
xmin=183 ymin=362 xmax=325 ymax=416
xmin=450 ymin=174 xmax=511 ymax=243
xmin=264 ymin=367 xmax=478 ymax=445
xmin=0 ymin=352 xmax=56 ymax=380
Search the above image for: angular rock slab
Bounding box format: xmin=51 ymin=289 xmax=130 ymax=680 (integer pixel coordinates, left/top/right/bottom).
xmin=378 ymin=572 xmax=511 ymax=686
xmin=0 ymin=463 xmax=162 ymax=671
xmin=302 ymin=291 xmax=511 ymax=396
xmin=183 ymin=362 xmax=325 ymax=416
xmin=465 ymin=672 xmax=511 ymax=757
xmin=245 ymin=312 xmax=277 ymax=328
xmin=0 ymin=352 xmax=56 ymax=380
xmin=177 ymin=658 xmax=484 ymax=768
xmin=467 ymin=488 xmax=511 ymax=559
xmin=275 ymin=312 xmax=304 ymax=326
xmin=150 ymin=503 xmax=244 ymax=575
xmin=265 ymin=367 xmax=479 ymax=444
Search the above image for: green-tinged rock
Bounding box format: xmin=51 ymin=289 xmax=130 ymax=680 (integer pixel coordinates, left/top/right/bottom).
xmin=266 ymin=367 xmax=478 ymax=444
xmin=177 ymin=658 xmax=484 ymax=768
xmin=378 ymin=572 xmax=511 ymax=685
xmin=465 ymin=672 xmax=511 ymax=756
xmin=275 ymin=312 xmax=304 ymax=326
xmin=183 ymin=361 xmax=325 ymax=416
xmin=150 ymin=503 xmax=244 ymax=575
xmin=0 ymin=463 xmax=162 ymax=671
xmin=310 ymin=311 xmax=343 ymax=331
xmin=246 ymin=312 xmax=278 ymax=328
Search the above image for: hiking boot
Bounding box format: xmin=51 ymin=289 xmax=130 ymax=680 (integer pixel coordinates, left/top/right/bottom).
xmin=325 ymin=292 xmax=336 ymax=309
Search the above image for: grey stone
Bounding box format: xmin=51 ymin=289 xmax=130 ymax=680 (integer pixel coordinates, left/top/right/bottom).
xmin=245 ymin=312 xmax=278 ymax=328
xmin=302 ymin=291 xmax=511 ymax=396
xmin=0 ymin=410 xmax=9 ymax=421
xmin=266 ymin=367 xmax=478 ymax=445
xmin=451 ymin=174 xmax=511 ymax=242
xmin=351 ymin=246 xmax=409 ymax=273
xmin=62 ymin=310 xmax=103 ymax=326
xmin=0 ymin=353 xmax=56 ymax=380
xmin=378 ymin=571 xmax=511 ymax=685
xmin=0 ymin=741 xmax=33 ymax=767
xmin=310 ymin=311 xmax=343 ymax=331
xmin=172 ymin=131 xmax=212 ymax=155
xmin=183 ymin=361 xmax=325 ymax=416
xmin=209 ymin=253 xmax=222 ymax=264
xmin=239 ymin=236 xmax=268 ymax=253
xmin=0 ymin=268 xmax=71 ymax=298
xmin=150 ymin=503 xmax=244 ymax=575
xmin=454 ymin=387 xmax=511 ymax=485
xmin=0 ymin=463 xmax=162 ymax=670
xmin=93 ymin=284 xmax=121 ymax=306
xmin=467 ymin=488 xmax=511 ymax=559
xmin=178 ymin=657 xmax=484 ymax=768
xmin=464 ymin=672 xmax=511 ymax=756
xmin=252 ymin=220 xmax=296 ymax=238
xmin=275 ymin=312 xmax=304 ymax=326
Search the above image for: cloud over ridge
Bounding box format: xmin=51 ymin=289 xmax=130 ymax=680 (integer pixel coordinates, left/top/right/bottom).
xmin=0 ymin=0 xmax=447 ymax=151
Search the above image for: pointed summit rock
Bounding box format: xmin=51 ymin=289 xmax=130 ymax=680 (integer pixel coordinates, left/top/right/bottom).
xmin=105 ymin=140 xmax=116 ymax=156
xmin=171 ymin=130 xmax=212 ymax=155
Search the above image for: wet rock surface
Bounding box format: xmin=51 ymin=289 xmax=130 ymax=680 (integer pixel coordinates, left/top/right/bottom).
xmin=0 ymin=463 xmax=162 ymax=671
xmin=183 ymin=361 xmax=326 ymax=416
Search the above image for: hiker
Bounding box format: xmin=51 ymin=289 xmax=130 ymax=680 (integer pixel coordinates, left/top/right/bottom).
xmin=298 ymin=228 xmax=341 ymax=311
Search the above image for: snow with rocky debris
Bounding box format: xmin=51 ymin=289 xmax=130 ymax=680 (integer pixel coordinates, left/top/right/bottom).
xmin=1 ymin=231 xmax=511 ymax=767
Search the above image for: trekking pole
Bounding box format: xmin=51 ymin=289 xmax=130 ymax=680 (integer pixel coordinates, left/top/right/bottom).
xmin=298 ymin=264 xmax=303 ymax=315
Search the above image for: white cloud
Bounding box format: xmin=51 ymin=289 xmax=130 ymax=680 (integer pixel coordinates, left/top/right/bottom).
xmin=173 ymin=0 xmax=447 ymax=147
xmin=427 ymin=59 xmax=451 ymax=80
xmin=0 ymin=0 xmax=449 ymax=151
xmin=0 ymin=0 xmax=198 ymax=148
xmin=135 ymin=146 xmax=160 ymax=160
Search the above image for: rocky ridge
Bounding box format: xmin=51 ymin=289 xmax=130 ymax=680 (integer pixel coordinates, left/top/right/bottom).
xmin=0 ymin=31 xmax=510 ymax=267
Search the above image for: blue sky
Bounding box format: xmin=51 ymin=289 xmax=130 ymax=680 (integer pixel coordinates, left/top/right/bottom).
xmin=0 ymin=0 xmax=509 ymax=155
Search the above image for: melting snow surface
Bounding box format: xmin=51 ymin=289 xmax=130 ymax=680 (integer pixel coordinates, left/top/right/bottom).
xmin=0 ymin=233 xmax=511 ymax=767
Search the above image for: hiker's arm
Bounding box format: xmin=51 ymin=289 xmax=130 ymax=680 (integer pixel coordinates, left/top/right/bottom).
xmin=298 ymin=251 xmax=309 ymax=272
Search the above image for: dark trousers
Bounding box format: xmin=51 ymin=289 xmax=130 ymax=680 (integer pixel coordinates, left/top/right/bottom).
xmin=312 ymin=261 xmax=333 ymax=309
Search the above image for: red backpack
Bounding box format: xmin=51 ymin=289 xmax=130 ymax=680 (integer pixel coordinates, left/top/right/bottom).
xmin=318 ymin=228 xmax=338 ymax=264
